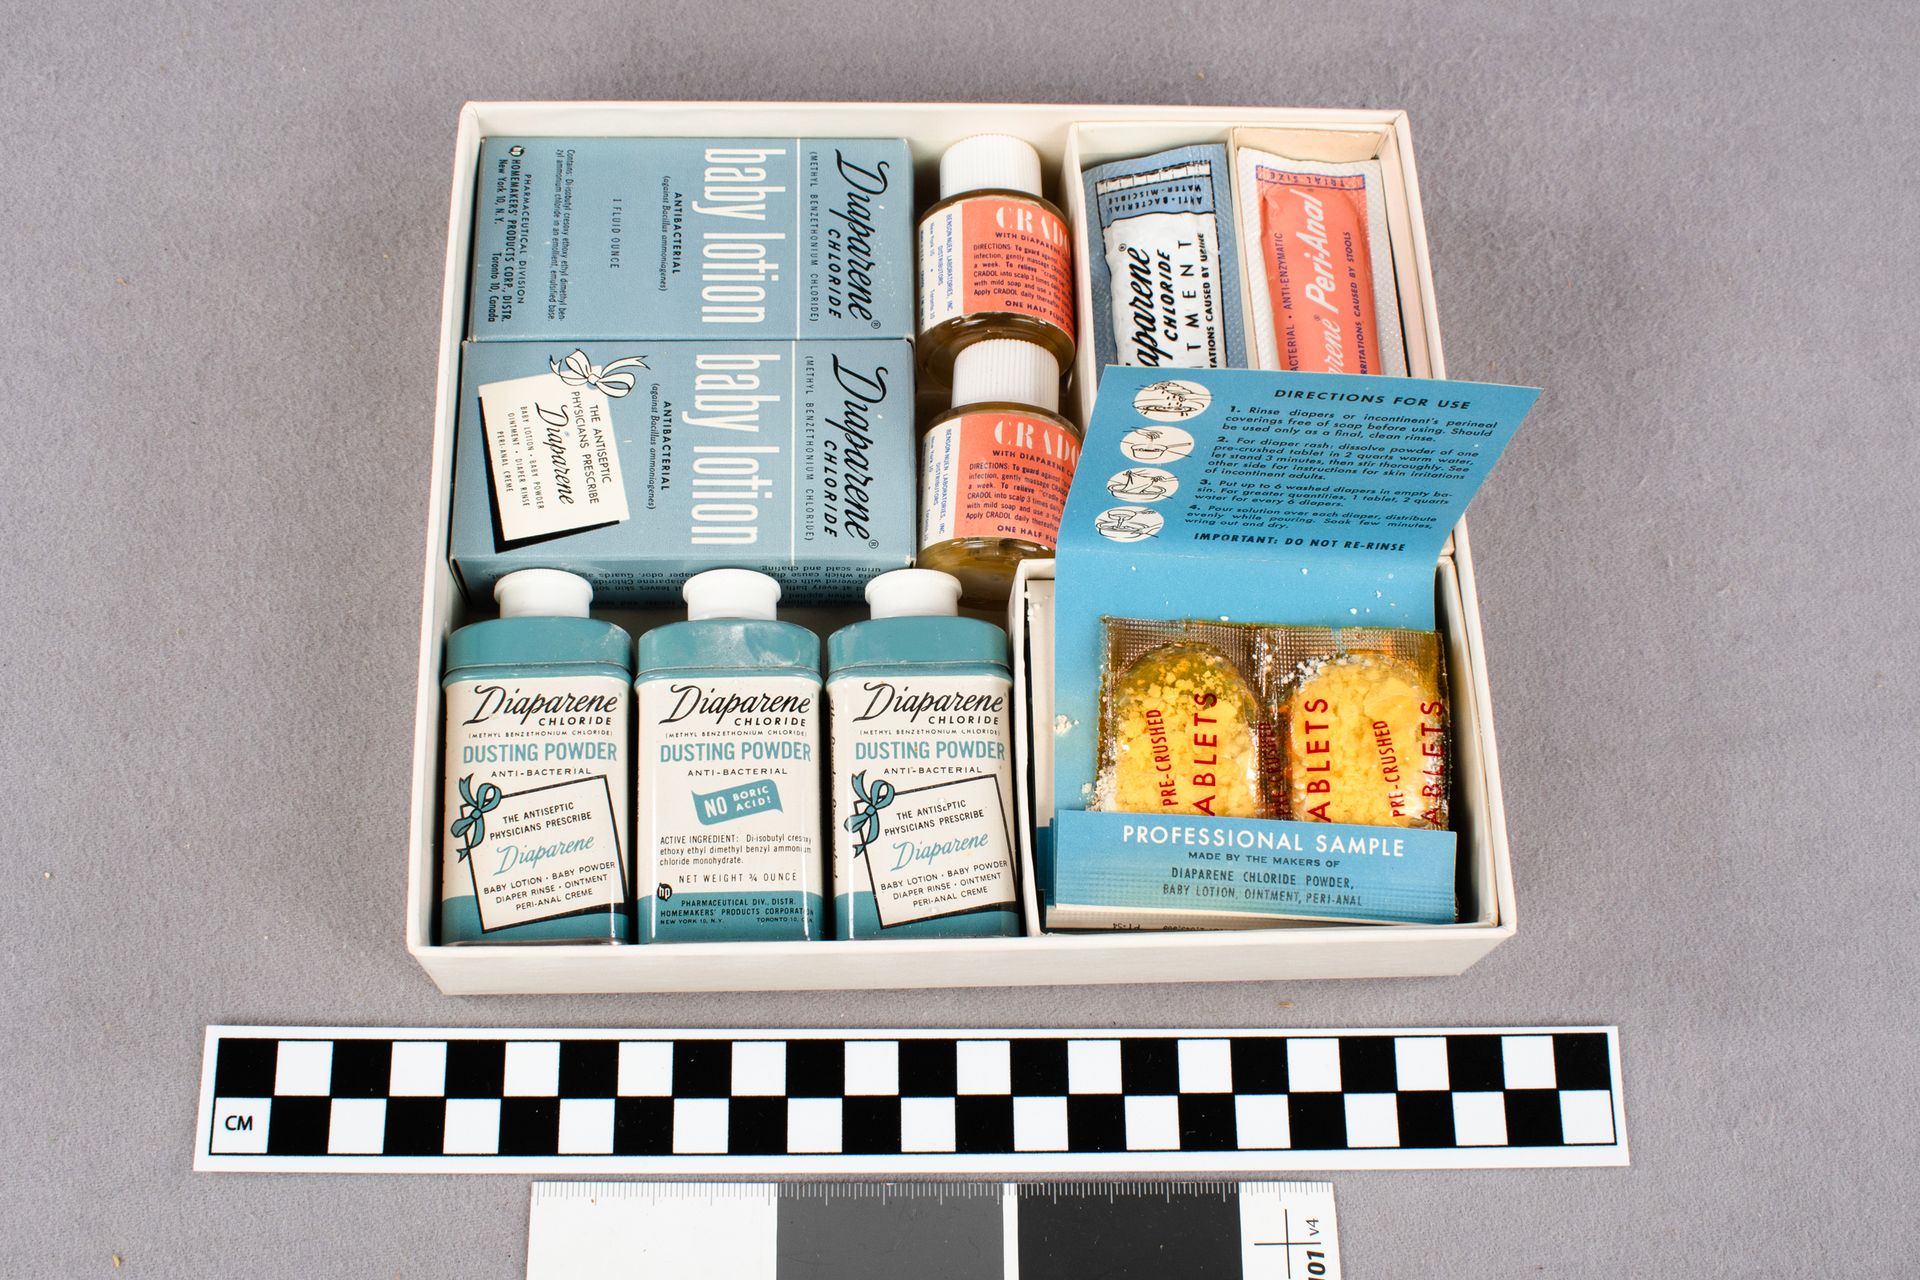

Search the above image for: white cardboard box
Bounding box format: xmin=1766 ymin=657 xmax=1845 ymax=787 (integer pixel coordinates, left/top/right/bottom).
xmin=407 ymin=101 xmax=1516 ymax=994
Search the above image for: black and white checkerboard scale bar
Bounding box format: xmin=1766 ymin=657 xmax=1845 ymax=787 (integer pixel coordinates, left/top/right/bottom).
xmin=195 ymin=1026 xmax=1627 ymax=1173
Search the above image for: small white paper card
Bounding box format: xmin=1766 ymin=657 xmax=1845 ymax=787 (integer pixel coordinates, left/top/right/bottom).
xmin=479 ymin=365 xmax=629 ymax=541
xmin=463 ymin=775 xmax=627 ymax=932
xmin=1239 ymin=1181 xmax=1342 ymax=1278
xmin=865 ymin=775 xmax=1018 ymax=927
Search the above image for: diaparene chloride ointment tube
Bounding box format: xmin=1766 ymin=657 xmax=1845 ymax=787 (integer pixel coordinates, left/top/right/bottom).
xmin=1082 ymin=144 xmax=1246 ymax=378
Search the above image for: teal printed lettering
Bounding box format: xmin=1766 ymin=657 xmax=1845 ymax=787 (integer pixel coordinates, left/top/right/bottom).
xmin=888 ymin=832 xmax=991 ymax=872
xmin=491 ymin=835 xmax=597 ymax=875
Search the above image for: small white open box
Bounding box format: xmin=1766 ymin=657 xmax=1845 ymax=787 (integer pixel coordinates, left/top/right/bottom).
xmin=406 ymin=101 xmax=1517 ymax=994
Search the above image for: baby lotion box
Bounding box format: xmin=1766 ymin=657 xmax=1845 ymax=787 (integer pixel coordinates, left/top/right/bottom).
xmin=468 ymin=136 xmax=913 ymax=343
xmin=449 ymin=338 xmax=915 ymax=605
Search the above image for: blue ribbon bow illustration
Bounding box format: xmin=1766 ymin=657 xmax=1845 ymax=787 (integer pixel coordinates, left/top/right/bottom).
xmin=842 ymin=771 xmax=896 ymax=856
xmin=450 ymin=774 xmax=502 ymax=861
xmin=551 ymin=349 xmax=648 ymax=398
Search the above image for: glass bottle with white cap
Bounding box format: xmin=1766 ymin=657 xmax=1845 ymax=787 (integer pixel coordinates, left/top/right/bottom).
xmin=634 ymin=569 xmax=824 ymax=942
xmin=916 ymin=132 xmax=1076 ymax=382
xmin=826 ymin=568 xmax=1022 ymax=940
xmin=918 ymin=336 xmax=1084 ymax=604
xmin=439 ymin=568 xmax=634 ymax=945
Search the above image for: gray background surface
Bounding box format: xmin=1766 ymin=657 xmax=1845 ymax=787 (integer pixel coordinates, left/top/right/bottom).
xmin=2 ymin=0 xmax=1915 ymax=1274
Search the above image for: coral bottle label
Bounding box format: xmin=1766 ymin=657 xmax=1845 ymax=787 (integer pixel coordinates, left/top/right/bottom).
xmin=831 ymin=675 xmax=1018 ymax=928
xmin=441 ymin=676 xmax=630 ymax=933
xmin=918 ymin=196 xmax=1073 ymax=337
xmin=921 ymin=412 xmax=1080 ymax=550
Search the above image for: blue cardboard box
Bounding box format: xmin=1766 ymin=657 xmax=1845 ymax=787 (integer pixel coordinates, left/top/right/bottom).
xmin=468 ymin=137 xmax=913 ymax=343
xmin=449 ymin=338 xmax=915 ymax=605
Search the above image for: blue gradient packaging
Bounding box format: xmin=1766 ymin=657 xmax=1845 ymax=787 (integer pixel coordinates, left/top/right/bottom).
xmin=1081 ymin=144 xmax=1246 ymax=379
xmin=449 ymin=338 xmax=915 ymax=606
xmin=1045 ymin=367 xmax=1539 ymax=929
xmin=469 ymin=136 xmax=912 ymax=342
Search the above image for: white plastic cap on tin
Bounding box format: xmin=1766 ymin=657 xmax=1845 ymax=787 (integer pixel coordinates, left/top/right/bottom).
xmin=940 ymin=133 xmax=1043 ymax=200
xmin=951 ymin=338 xmax=1060 ymax=413
xmin=494 ymin=568 xmax=593 ymax=619
xmin=683 ymin=568 xmax=782 ymax=621
xmin=866 ymin=569 xmax=963 ymax=619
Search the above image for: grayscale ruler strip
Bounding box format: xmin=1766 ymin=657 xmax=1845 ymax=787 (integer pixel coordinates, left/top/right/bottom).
xmin=193 ymin=1025 xmax=1628 ymax=1173
xmin=526 ymin=1180 xmax=1341 ymax=1279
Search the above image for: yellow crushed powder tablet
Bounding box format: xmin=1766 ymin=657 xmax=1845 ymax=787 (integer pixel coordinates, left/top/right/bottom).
xmin=1096 ymin=641 xmax=1272 ymax=819
xmin=1285 ymin=653 xmax=1446 ymax=829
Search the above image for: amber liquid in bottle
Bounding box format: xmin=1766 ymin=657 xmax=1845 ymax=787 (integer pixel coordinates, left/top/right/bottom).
xmin=916 ymin=185 xmax=1077 ymax=384
xmin=917 ymin=339 xmax=1080 ymax=606
xmin=916 ymin=134 xmax=1077 ymax=387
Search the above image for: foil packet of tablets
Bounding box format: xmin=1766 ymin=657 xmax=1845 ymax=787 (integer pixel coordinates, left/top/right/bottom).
xmin=1092 ymin=617 xmax=1448 ymax=831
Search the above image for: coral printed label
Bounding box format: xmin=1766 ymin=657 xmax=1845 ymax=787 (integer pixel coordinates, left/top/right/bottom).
xmin=1254 ymin=170 xmax=1381 ymax=376
xmin=921 ymin=412 xmax=1080 ymax=549
xmin=918 ymin=196 xmax=1073 ymax=336
xmin=478 ymin=363 xmax=631 ymax=542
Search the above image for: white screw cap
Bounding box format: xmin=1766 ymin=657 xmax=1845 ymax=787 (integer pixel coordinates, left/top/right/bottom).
xmin=866 ymin=569 xmax=963 ymax=619
xmin=494 ymin=568 xmax=593 ymax=619
xmin=940 ymin=134 xmax=1043 ymax=200
xmin=683 ymin=568 xmax=782 ymax=621
xmin=951 ymin=338 xmax=1060 ymax=413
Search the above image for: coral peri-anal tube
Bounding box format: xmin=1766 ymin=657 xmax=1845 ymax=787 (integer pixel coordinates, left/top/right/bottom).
xmin=1237 ymin=150 xmax=1407 ymax=377
xmin=1259 ymin=171 xmax=1380 ymax=374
